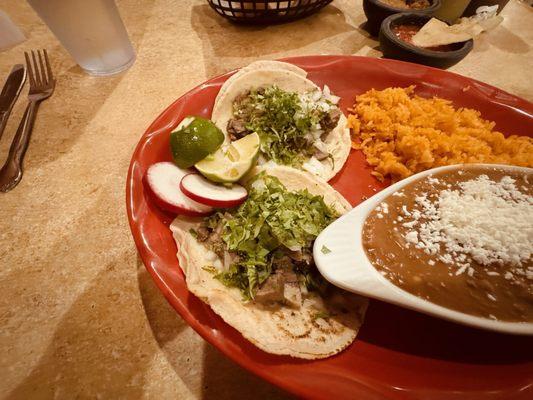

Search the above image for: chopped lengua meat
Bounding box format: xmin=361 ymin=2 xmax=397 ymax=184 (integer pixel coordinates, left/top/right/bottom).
xmin=227 ymin=118 xmax=249 ymax=140
xmin=255 ymin=271 xmax=285 ymax=303
xmin=288 ymin=250 xmax=312 ymax=265
xmin=196 ymin=226 xmax=210 ymax=242
xmin=273 ymin=255 xmax=294 ymax=270
xmin=254 ymin=267 xmax=303 ymax=307
xmin=284 ymin=282 xmax=302 ymax=308
xmin=320 ymin=108 xmax=342 ymax=131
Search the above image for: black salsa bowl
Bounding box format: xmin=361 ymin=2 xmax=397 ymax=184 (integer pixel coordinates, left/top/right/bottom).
xmin=363 ymin=0 xmax=441 ymax=36
xmin=379 ymin=13 xmax=473 ymax=69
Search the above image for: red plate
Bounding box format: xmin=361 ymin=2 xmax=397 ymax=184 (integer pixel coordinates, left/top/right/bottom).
xmin=126 ymin=56 xmax=533 ymax=400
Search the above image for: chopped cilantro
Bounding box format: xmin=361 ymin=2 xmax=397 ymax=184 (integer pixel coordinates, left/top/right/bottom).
xmin=232 ymin=86 xmax=334 ymax=167
xmin=321 ymin=245 xmax=332 ymax=254
xmin=312 ymin=311 xmax=330 ymax=321
xmin=202 ymin=266 xmax=217 ymax=274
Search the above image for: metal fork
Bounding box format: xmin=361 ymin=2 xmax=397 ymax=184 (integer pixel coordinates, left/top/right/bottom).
xmin=0 ymin=49 xmax=55 ymax=192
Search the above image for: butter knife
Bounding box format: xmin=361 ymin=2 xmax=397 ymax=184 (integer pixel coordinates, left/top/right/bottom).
xmin=0 ymin=64 xmax=26 ymax=142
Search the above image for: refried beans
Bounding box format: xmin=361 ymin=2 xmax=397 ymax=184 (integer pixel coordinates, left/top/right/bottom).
xmin=363 ymin=166 xmax=533 ymax=322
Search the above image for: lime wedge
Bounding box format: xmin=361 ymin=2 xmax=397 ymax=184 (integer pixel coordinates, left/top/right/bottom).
xmin=195 ymin=133 xmax=260 ymax=183
xmin=195 ymin=154 xmax=252 ymax=183
xmin=170 ymin=116 xmax=224 ymax=169
xmin=230 ymin=132 xmax=260 ymax=161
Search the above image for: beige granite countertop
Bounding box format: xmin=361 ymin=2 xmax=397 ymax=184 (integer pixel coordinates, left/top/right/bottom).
xmin=0 ymin=1 xmax=531 ymax=399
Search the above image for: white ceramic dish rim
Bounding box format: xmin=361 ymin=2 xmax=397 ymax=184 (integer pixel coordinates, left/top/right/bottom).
xmin=314 ymin=163 xmax=533 ymax=335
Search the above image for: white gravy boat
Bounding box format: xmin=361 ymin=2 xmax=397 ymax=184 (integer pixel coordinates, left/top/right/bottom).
xmin=313 ymin=164 xmax=533 ymax=335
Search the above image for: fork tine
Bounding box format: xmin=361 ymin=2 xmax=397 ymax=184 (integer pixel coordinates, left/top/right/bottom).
xmin=43 ymin=49 xmax=53 ymax=83
xmin=37 ymin=50 xmax=47 ymax=85
xmin=31 ymin=50 xmax=41 ymax=87
xmin=24 ymin=52 xmax=35 ymax=88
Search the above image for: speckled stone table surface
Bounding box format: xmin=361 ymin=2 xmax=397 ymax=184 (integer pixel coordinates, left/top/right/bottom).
xmin=0 ymin=1 xmax=531 ymax=399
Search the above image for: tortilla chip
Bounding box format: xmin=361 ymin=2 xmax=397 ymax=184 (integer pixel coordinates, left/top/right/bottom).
xmin=412 ymin=17 xmax=483 ymax=47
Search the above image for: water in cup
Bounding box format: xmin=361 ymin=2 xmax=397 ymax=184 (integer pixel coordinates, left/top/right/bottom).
xmin=434 ymin=0 xmax=472 ymax=24
xmin=27 ymin=0 xmax=136 ymax=76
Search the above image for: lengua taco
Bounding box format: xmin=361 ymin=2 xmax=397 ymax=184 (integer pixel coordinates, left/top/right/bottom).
xmin=211 ymin=64 xmax=351 ymax=182
xmin=213 ymin=60 xmax=307 ymax=111
xmin=170 ymin=166 xmax=368 ymax=359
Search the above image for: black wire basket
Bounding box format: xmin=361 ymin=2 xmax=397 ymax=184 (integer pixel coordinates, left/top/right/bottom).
xmin=207 ymin=0 xmax=333 ymax=24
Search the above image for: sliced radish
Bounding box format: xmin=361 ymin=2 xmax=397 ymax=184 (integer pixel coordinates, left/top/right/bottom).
xmin=180 ymin=173 xmax=248 ymax=208
xmin=144 ymin=162 xmax=214 ymax=216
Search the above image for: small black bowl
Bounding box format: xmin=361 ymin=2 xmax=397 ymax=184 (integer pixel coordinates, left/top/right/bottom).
xmin=363 ymin=0 xmax=441 ymax=36
xmin=379 ymin=13 xmax=473 ymax=69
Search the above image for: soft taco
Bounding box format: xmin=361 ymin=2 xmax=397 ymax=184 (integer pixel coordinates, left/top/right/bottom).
xmin=213 ymin=60 xmax=307 ymax=111
xmin=170 ymin=166 xmax=368 ymax=359
xmin=211 ymin=64 xmax=351 ymax=181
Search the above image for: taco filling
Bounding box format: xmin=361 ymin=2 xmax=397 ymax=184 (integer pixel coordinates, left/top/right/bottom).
xmin=226 ymin=86 xmax=342 ymax=167
xmin=192 ymin=174 xmax=338 ymax=307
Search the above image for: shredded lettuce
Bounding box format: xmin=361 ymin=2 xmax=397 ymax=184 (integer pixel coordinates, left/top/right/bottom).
xmin=204 ymin=175 xmax=338 ymax=299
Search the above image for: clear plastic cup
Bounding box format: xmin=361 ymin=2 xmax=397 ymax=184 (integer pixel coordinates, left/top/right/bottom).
xmin=27 ymin=0 xmax=135 ymax=76
xmin=0 ymin=10 xmax=26 ymax=51
xmin=434 ymin=0 xmax=472 ymax=24
xmin=462 ymin=0 xmax=511 ymax=17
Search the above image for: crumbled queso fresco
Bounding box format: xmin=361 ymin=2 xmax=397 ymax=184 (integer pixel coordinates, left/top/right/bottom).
xmin=397 ymin=174 xmax=532 ymax=281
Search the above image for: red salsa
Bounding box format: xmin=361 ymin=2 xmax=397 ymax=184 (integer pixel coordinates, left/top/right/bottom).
xmin=380 ymin=0 xmax=431 ymax=9
xmin=392 ymin=24 xmax=457 ymax=52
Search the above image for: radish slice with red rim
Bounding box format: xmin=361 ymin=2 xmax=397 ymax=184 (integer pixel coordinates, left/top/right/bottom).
xmin=144 ymin=162 xmax=214 ymax=216
xmin=180 ymin=173 xmax=248 ymax=208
